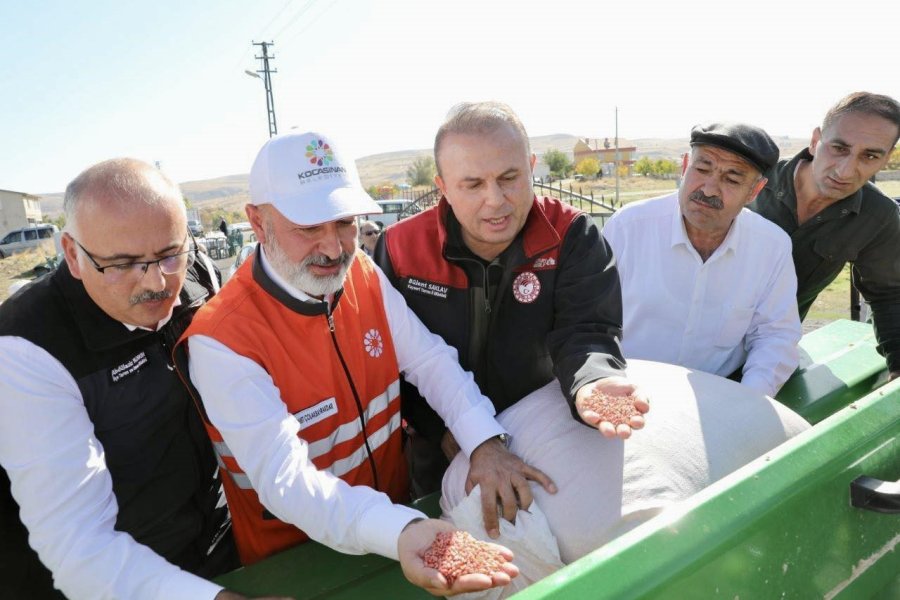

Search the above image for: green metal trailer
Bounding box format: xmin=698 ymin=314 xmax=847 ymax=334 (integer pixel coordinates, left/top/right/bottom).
xmin=216 ymin=320 xmax=899 ymax=599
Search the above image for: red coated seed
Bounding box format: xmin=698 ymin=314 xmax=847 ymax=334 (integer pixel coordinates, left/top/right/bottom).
xmin=582 ymin=390 xmax=642 ymax=426
xmin=423 ymin=531 xmax=505 ymax=585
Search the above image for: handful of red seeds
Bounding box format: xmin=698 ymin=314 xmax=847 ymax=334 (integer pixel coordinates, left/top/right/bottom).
xmin=582 ymin=390 xmax=642 ymax=426
xmin=423 ymin=530 xmax=505 ymax=585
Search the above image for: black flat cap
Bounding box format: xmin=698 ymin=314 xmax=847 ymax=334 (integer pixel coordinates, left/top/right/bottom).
xmin=690 ymin=122 xmax=779 ymax=173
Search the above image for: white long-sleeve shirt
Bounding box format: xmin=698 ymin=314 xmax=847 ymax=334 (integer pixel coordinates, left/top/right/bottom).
xmin=187 ymin=249 xmax=506 ymax=561
xmin=0 ymin=337 xmax=222 ymax=600
xmin=602 ymin=193 xmax=801 ymax=396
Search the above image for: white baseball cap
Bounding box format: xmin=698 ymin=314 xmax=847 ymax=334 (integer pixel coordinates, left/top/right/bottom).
xmin=249 ymin=130 xmax=382 ymax=226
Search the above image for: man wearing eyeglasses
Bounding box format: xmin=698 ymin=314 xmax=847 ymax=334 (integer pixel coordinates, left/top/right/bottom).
xmin=358 ymin=220 xmax=381 ymax=256
xmin=0 ymin=159 xmax=275 ymax=600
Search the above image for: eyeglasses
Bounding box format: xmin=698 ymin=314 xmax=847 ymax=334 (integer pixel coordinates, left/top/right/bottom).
xmin=73 ymin=236 xmax=196 ymax=284
xmin=363 ymin=230 xmax=380 ymax=237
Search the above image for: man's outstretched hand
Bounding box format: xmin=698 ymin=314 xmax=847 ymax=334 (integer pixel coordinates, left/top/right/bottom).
xmin=575 ymin=377 xmax=650 ymax=439
xmin=398 ymin=518 xmax=518 ymax=596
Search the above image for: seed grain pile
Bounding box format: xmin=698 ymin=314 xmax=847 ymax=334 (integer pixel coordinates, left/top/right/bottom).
xmin=423 ymin=531 xmax=505 ymax=584
xmin=582 ymin=390 xmax=641 ymax=425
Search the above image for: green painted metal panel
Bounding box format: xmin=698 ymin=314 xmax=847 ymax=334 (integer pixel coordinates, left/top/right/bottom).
xmin=776 ymin=320 xmax=889 ymax=424
xmin=512 ymin=381 xmax=900 ymax=599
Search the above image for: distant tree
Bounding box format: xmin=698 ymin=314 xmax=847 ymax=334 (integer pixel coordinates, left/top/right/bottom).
xmin=543 ymin=149 xmax=572 ymax=178
xmin=406 ymin=156 xmax=436 ymax=187
xmin=652 ymin=158 xmax=679 ymax=178
xmin=49 ymin=214 xmax=66 ymax=230
xmin=575 ymin=158 xmax=600 ymax=178
xmin=634 ymin=156 xmax=654 ymax=177
xmin=888 ymin=147 xmax=900 ymax=171
xmin=377 ymin=183 xmax=397 ymax=199
xmin=366 ymin=185 xmax=380 ymax=200
xmin=183 ymin=196 xmax=193 ymax=209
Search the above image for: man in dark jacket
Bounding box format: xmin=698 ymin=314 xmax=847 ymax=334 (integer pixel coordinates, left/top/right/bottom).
xmin=375 ymin=101 xmax=649 ymax=498
xmin=749 ymin=92 xmax=900 ymax=382
xmin=0 ymin=159 xmax=269 ymax=600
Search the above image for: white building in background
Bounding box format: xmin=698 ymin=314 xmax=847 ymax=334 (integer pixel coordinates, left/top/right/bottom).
xmin=0 ymin=189 xmax=43 ymax=239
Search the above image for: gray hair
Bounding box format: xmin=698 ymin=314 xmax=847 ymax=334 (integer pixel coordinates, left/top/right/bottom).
xmin=822 ymin=92 xmax=900 ymax=148
xmin=434 ymin=101 xmax=531 ymax=176
xmin=64 ymin=158 xmax=185 ymax=235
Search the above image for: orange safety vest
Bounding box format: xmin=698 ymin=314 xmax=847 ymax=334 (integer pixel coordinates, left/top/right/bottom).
xmin=180 ymin=252 xmax=409 ymax=565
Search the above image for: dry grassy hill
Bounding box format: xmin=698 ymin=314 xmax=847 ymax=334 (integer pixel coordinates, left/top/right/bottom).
xmin=35 ymin=134 xmax=812 ymax=219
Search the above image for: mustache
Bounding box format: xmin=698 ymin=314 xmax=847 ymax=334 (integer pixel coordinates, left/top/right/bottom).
xmin=688 ymin=190 xmax=724 ymax=210
xmin=129 ymin=289 xmax=173 ymax=306
xmin=303 ymin=252 xmax=353 ymax=269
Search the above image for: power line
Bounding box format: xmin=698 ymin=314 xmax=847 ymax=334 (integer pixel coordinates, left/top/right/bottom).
xmin=257 ymin=0 xmax=297 ymax=40
xmin=231 ymin=0 xmax=298 ymax=72
xmin=270 ymin=0 xmax=318 ymax=41
xmin=278 ymin=0 xmax=340 ymax=50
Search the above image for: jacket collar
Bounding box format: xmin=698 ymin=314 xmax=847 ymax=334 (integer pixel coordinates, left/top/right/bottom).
xmin=436 ymin=195 xmax=564 ymax=262
xmin=57 ymin=261 xmax=209 ymax=352
xmin=772 ymin=148 xmax=863 ymax=216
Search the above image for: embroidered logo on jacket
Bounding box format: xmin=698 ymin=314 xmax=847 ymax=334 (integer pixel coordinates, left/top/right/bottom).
xmin=110 ymin=351 xmax=148 ymax=383
xmin=364 ymin=328 xmax=384 ymax=357
xmin=294 ymin=398 xmax=339 ymax=428
xmin=512 ymin=272 xmax=541 ymax=304
xmin=406 ymin=277 xmax=449 ymax=300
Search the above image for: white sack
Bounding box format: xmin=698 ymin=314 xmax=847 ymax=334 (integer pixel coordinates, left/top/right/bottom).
xmin=440 ymin=359 xmax=810 ymax=589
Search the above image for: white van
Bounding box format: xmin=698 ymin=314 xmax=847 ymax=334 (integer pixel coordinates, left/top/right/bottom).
xmin=0 ymin=224 xmax=60 ymax=259
xmin=360 ymin=200 xmax=414 ymax=228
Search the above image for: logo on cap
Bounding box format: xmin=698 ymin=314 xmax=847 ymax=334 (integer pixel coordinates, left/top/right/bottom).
xmin=305 ymin=139 xmax=334 ymax=167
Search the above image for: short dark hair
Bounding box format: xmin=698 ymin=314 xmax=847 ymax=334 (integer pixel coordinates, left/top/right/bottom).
xmin=433 ymin=101 xmax=531 ymax=177
xmin=823 ymin=92 xmax=900 ymax=148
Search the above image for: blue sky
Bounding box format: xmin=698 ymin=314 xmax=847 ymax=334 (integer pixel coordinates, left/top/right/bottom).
xmin=2 ymin=0 xmax=897 ymax=194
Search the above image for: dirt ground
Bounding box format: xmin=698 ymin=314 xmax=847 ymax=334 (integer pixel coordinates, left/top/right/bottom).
xmin=0 ymin=249 xmax=57 ymax=303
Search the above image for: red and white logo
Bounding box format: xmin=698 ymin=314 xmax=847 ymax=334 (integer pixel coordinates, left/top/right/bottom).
xmin=363 ymin=329 xmax=384 ymax=357
xmin=512 ymin=272 xmax=541 ymax=303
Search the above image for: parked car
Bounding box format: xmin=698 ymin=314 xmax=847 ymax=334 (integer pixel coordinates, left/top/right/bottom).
xmin=0 ymin=224 xmax=59 ymax=259
xmin=187 ymin=219 xmax=204 ymax=237
xmin=224 ymin=244 xmax=256 ymax=283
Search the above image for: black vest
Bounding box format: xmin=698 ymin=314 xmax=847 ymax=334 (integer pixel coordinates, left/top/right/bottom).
xmin=0 ymin=261 xmax=231 ymax=598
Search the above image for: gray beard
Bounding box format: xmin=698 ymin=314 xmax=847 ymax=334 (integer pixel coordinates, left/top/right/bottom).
xmin=264 ymin=237 xmax=354 ymax=298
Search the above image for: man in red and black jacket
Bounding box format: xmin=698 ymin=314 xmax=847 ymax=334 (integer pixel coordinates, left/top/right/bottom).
xmin=375 ymin=101 xmax=649 ymax=496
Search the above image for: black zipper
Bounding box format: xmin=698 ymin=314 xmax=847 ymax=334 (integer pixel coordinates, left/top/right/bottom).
xmin=326 ymin=308 xmax=380 ymax=491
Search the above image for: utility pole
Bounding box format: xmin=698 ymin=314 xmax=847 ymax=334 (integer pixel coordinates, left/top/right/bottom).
xmin=249 ymin=41 xmax=278 ymax=138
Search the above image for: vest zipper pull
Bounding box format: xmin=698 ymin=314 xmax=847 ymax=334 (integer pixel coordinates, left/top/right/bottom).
xmin=327 ymin=313 xmax=335 ymax=332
